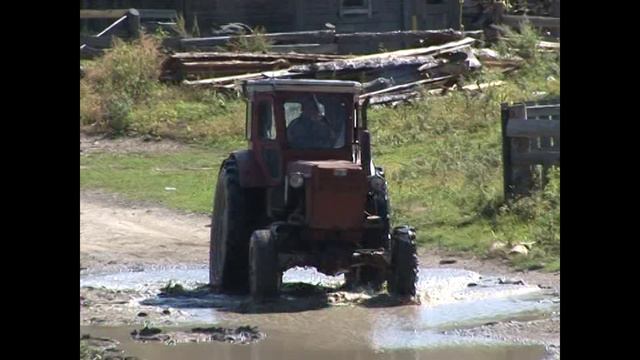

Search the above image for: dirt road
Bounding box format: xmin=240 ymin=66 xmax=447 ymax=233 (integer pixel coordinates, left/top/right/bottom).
xmin=80 ymin=190 xmax=210 ymax=272
xmin=80 ymin=189 xmax=559 ymax=359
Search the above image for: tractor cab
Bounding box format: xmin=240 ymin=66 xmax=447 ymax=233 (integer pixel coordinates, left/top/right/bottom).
xmin=242 ymin=79 xmax=377 ymax=228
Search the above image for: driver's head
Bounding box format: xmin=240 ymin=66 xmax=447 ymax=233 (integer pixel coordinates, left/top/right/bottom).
xmin=301 ymin=97 xmax=322 ymax=121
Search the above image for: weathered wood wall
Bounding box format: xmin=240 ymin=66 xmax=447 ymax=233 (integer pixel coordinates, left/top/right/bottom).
xmin=81 ymin=0 xmax=463 ymax=35
xmin=501 ymin=99 xmax=560 ymax=199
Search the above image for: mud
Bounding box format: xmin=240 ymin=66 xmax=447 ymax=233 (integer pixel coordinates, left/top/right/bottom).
xmin=130 ymin=325 xmax=265 ymax=345
xmin=80 ymin=191 xmax=560 ymax=359
xmin=80 ymin=334 xmax=140 ymax=360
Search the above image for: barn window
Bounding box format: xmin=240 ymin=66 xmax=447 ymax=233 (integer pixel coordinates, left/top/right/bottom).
xmin=340 ymin=0 xmax=372 ymax=16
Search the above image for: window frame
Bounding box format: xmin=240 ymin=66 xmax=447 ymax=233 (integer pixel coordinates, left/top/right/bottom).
xmin=256 ymin=99 xmax=276 ymax=141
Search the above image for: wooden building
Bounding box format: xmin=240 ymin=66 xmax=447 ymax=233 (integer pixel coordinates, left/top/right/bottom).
xmin=81 ymin=0 xmax=464 ymax=35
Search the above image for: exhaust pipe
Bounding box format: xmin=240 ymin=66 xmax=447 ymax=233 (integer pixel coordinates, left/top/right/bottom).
xmin=359 ymin=129 xmax=372 ymax=176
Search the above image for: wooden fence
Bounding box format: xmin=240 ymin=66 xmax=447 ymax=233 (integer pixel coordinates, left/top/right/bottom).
xmin=501 ymin=98 xmax=560 ymax=199
xmin=80 ymin=8 xmax=178 ymax=58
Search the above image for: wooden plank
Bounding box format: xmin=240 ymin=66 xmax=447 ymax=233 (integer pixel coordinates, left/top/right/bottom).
xmin=355 ymin=37 xmax=475 ymax=61
xmin=335 ymin=30 xmax=464 ymax=45
xmin=511 ymin=151 xmax=560 ymax=166
xmin=526 ymin=105 xmax=560 ymax=118
xmin=169 ymin=51 xmax=348 ymax=62
xmin=183 ymin=38 xmax=475 ymax=87
xmin=538 ymin=41 xmax=560 ymax=50
xmin=183 ymin=69 xmax=298 ymax=86
xmin=180 ymin=59 xmax=291 ymax=72
xmin=502 ymin=15 xmax=560 ymax=29
xmin=180 ymin=30 xmax=337 ymax=49
xmin=81 ymin=9 xmax=178 ymax=20
xmin=506 ymin=119 xmax=560 ymax=138
xmin=80 ymin=9 xmax=128 ymax=19
xmin=361 ymin=75 xmax=453 ymax=98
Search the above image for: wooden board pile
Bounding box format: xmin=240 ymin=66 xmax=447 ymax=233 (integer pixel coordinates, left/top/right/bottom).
xmin=159 ymin=30 xmax=557 ymax=106
xmin=170 ymin=37 xmax=482 ymax=105
xmin=160 ymin=52 xmax=350 ymax=82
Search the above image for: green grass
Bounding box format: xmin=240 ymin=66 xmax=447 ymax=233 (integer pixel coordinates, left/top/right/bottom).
xmin=80 ymin=25 xmax=559 ymax=271
xmin=81 ymin=147 xmax=229 ymax=213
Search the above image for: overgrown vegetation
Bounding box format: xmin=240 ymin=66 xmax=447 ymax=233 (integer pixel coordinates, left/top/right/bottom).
xmin=80 ymin=24 xmax=559 ymax=271
xmin=221 ymin=26 xmax=273 ymax=53
xmin=80 ymin=35 xmax=244 ymax=147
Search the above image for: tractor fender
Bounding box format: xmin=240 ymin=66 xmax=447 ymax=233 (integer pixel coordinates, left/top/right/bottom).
xmin=229 ymin=150 xmax=268 ymax=188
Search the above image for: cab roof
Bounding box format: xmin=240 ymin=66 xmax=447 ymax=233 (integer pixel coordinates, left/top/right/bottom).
xmin=243 ymin=79 xmax=362 ymax=95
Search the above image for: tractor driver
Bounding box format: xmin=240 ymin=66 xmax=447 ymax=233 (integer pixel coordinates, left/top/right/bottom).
xmin=286 ymin=97 xmax=337 ymax=149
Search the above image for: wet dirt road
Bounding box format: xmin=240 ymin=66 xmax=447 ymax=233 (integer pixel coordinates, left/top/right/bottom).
xmin=80 ymin=191 xmax=560 ymax=359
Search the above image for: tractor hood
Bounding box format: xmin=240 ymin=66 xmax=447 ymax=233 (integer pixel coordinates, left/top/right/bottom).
xmin=287 ymin=160 xmax=367 ymax=230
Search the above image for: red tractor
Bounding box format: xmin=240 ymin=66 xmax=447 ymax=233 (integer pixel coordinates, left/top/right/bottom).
xmin=209 ymin=79 xmax=418 ymax=300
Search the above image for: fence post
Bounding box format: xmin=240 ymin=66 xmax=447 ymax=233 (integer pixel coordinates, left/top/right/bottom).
xmin=508 ymin=104 xmax=532 ymax=197
xmin=127 ymin=8 xmax=141 ymax=39
xmin=501 ymin=103 xmax=512 ymax=201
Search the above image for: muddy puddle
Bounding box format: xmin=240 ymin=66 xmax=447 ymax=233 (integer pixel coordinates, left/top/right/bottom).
xmin=81 ymin=266 xmax=559 ymax=359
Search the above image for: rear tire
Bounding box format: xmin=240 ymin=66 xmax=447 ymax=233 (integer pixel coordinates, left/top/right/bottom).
xmin=388 ymin=227 xmax=418 ymax=297
xmin=209 ymin=158 xmax=256 ymax=294
xmin=249 ymin=230 xmax=281 ymax=301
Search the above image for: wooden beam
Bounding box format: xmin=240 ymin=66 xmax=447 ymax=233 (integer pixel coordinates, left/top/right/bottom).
xmin=80 ymin=9 xmax=128 ymax=19
xmin=355 ymin=37 xmax=475 ymax=61
xmin=512 ymin=151 xmax=560 ymax=165
xmin=362 ymin=75 xmax=454 ymax=98
xmin=526 ymin=105 xmax=560 ymax=118
xmin=507 ymin=119 xmax=560 ymax=138
xmin=183 ymin=69 xmax=298 ymax=86
xmin=180 ymin=30 xmax=336 ymax=49
xmin=81 ymin=8 xmax=178 ymax=20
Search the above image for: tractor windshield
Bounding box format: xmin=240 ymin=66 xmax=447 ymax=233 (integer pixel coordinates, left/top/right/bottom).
xmin=284 ymin=93 xmax=348 ymax=149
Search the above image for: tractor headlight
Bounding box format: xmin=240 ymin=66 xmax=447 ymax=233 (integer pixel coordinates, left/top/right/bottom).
xmin=289 ymin=172 xmax=304 ymax=188
xmin=369 ymin=176 xmax=386 ymax=192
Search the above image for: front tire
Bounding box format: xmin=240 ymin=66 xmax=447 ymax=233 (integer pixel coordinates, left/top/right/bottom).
xmin=388 ymin=226 xmax=418 ymax=297
xmin=249 ymin=230 xmax=281 ymax=301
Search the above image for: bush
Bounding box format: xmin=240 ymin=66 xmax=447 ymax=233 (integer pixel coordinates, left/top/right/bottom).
xmin=105 ymin=95 xmax=133 ymax=132
xmin=222 ymin=26 xmax=273 ymax=53
xmin=81 ymin=34 xmax=163 ymax=133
